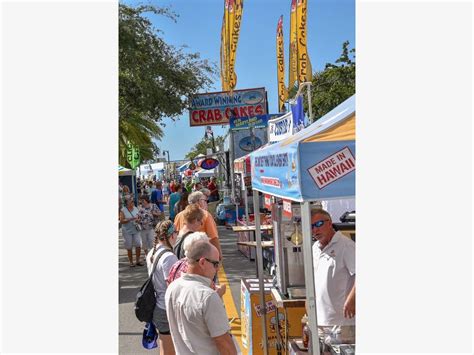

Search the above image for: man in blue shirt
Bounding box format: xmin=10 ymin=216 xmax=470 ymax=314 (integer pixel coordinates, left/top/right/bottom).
xmin=150 ymin=181 xmax=165 ymax=222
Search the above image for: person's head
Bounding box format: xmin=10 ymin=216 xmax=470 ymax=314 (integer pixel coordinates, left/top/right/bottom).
xmin=182 ymin=232 xmax=209 ymax=257
xmin=186 ymin=240 xmax=220 ymax=280
xmin=124 ymin=194 xmax=134 ymax=207
xmin=122 ymin=185 xmax=130 ymax=193
xmin=179 ymin=191 xmax=189 ymax=206
xmin=155 ymin=181 xmax=162 ymax=189
xmin=139 ymin=194 xmax=150 ymax=206
xmin=188 ymin=191 xmax=207 ymax=209
xmin=194 ymin=182 xmax=202 ymax=190
xmin=154 ymin=220 xmax=179 ymax=250
xmin=200 ymin=188 xmax=211 ymax=198
xmin=183 ymin=204 xmax=204 ymax=231
xmin=175 ymin=183 xmax=182 ymax=192
xmin=310 ymin=208 xmax=335 ymax=248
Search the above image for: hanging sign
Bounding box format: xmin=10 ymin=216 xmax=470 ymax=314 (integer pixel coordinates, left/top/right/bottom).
xmin=230 ymin=114 xmax=268 ymax=130
xmin=264 ymin=194 xmax=272 ymax=209
xmin=308 ymin=146 xmax=356 ymax=189
xmin=126 ymin=142 xmax=140 ymax=169
xmin=268 ymin=111 xmax=294 ymax=143
xmin=199 ymin=158 xmax=219 ymax=170
xmin=282 ymin=199 xmax=292 ymax=218
xmin=189 ymin=87 xmax=268 ymax=127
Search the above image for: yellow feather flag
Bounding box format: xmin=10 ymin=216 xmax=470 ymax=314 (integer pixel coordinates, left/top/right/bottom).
xmin=220 ymin=12 xmax=229 ymax=91
xmin=296 ymin=0 xmax=312 ymax=83
xmin=276 ymin=15 xmax=287 ymax=112
xmin=288 ymin=0 xmax=298 ymax=91
xmin=228 ymin=0 xmax=243 ymax=90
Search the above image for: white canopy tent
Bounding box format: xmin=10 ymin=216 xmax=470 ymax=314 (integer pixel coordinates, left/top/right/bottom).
xmin=195 ymin=168 xmax=216 ymax=178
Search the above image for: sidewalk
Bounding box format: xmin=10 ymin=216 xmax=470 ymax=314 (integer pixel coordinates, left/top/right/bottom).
xmin=118 ymin=219 xmax=258 ymax=354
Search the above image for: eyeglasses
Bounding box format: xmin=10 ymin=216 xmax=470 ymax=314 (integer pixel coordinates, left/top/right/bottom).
xmin=311 ymin=219 xmax=329 ymax=228
xmin=197 ymin=257 xmax=220 ymax=268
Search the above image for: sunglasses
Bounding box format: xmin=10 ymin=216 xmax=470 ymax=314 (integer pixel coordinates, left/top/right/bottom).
xmin=197 ymin=257 xmax=220 ymax=268
xmin=311 ymin=219 xmax=329 ymax=228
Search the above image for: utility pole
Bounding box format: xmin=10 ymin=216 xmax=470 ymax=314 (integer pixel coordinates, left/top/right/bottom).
xmin=163 ymin=150 xmax=170 ymax=180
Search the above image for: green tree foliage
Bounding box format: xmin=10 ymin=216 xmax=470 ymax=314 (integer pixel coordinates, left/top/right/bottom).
xmin=185 ymin=134 xmax=226 ymax=160
xmin=289 ymin=41 xmax=355 ymax=121
xmin=119 ymin=4 xmax=217 ymax=166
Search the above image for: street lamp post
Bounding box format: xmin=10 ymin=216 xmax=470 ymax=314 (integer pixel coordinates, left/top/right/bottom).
xmin=163 ymin=150 xmax=170 ymax=180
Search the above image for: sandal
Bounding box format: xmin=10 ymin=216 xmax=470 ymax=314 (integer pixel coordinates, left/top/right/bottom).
xmin=136 ymin=262 xmax=144 ymax=266
xmin=129 ymin=263 xmax=136 ymax=267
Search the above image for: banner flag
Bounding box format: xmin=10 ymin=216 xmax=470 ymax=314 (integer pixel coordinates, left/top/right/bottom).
xmin=291 ymin=95 xmax=305 ymax=132
xmin=220 ymin=11 xmax=229 ymax=91
xmin=276 ymin=15 xmax=287 ymax=112
xmin=296 ymin=0 xmax=312 ymax=83
xmin=289 ymin=0 xmax=298 ymax=91
xmin=126 ymin=142 xmax=141 ymax=170
xmin=228 ymin=0 xmax=244 ymax=90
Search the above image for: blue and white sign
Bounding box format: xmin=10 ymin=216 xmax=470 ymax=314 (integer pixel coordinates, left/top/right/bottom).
xmin=268 ymin=111 xmax=293 ymax=143
xmin=230 ymin=114 xmax=270 ymax=130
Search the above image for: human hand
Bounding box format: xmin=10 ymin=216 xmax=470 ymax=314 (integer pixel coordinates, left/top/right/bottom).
xmin=216 ymin=284 xmax=227 ymax=298
xmin=343 ymin=297 xmax=355 ymax=318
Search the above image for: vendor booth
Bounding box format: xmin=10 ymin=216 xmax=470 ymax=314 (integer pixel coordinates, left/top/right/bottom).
xmin=119 ymin=165 xmax=138 ymax=204
xmin=247 ymin=95 xmax=356 ymax=354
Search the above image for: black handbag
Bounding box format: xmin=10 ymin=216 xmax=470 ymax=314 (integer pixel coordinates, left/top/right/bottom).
xmin=134 ymin=248 xmax=170 ymax=322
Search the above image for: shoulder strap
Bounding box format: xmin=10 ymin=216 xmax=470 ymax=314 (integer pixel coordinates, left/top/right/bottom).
xmin=150 ymin=248 xmax=172 ymax=275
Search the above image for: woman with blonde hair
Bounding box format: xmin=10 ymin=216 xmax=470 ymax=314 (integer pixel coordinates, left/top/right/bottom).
xmin=145 ymin=220 xmax=179 ymax=355
xmin=173 ymin=204 xmax=204 ymax=260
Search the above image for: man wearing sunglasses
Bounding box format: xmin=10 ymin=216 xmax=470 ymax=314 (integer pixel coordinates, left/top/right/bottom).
xmin=311 ymin=208 xmax=356 ymax=327
xmin=165 ymin=240 xmax=237 ymax=355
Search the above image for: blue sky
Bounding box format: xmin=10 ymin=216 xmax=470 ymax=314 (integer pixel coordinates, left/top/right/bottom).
xmin=124 ymin=0 xmax=355 ymax=161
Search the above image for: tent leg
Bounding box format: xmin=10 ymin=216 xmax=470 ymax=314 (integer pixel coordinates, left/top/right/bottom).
xmin=253 ymin=190 xmax=268 ymax=355
xmin=301 ymin=201 xmax=320 ymax=354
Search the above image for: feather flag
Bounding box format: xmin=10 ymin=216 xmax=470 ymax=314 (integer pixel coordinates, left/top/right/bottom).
xmin=296 ymin=0 xmax=312 ymax=83
xmin=288 ymin=0 xmax=298 ymax=90
xmin=220 ymin=11 xmax=229 ymax=91
xmin=228 ymin=0 xmax=244 ymax=90
xmin=276 ymin=15 xmax=287 ymax=112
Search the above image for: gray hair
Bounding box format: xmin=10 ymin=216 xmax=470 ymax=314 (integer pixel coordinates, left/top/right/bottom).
xmin=310 ymin=208 xmax=331 ymax=220
xmin=188 ymin=191 xmax=205 ymax=204
xmin=186 ymin=240 xmax=213 ymax=264
xmin=200 ymin=188 xmax=211 ymax=197
xmin=183 ymin=232 xmax=209 ymax=257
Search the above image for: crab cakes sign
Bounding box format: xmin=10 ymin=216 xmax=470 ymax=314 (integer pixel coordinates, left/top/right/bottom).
xmin=189 ymin=87 xmax=268 ymax=127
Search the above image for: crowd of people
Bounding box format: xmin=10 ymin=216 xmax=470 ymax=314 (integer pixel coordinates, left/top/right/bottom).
xmin=119 ymin=176 xmax=355 ymax=353
xmin=119 ymin=177 xmax=236 ymax=355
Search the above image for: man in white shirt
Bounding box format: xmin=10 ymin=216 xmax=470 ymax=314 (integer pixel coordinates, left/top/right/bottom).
xmin=311 ymin=208 xmax=356 ymax=326
xmin=165 ymin=240 xmax=237 ymax=355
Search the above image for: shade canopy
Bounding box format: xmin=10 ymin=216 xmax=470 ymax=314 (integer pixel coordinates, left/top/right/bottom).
xmin=195 ymin=168 xmax=216 ymax=178
xmin=119 ymin=165 xmax=135 ymax=176
xmin=250 ymin=95 xmax=355 ymax=202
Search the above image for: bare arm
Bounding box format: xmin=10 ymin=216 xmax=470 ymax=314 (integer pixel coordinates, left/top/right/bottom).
xmin=343 ymin=283 xmax=355 ymax=318
xmin=213 ymin=333 xmax=237 ymax=355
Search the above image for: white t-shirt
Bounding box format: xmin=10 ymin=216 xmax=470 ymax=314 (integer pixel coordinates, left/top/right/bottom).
xmin=313 ymin=231 xmax=355 ymax=326
xmin=146 ymin=245 xmax=178 ymax=310
xmin=165 ymin=273 xmax=230 ymax=355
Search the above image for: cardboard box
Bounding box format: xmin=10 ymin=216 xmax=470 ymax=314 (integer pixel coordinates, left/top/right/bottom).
xmin=241 ymin=278 xmax=306 ymax=355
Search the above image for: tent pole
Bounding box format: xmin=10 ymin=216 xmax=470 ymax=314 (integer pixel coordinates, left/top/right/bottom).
xmin=253 ymin=190 xmax=268 ymax=355
xmin=301 ymin=201 xmax=320 ymax=354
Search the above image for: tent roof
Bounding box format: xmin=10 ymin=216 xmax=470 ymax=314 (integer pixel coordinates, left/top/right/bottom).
xmin=280 ymin=94 xmax=355 ymax=147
